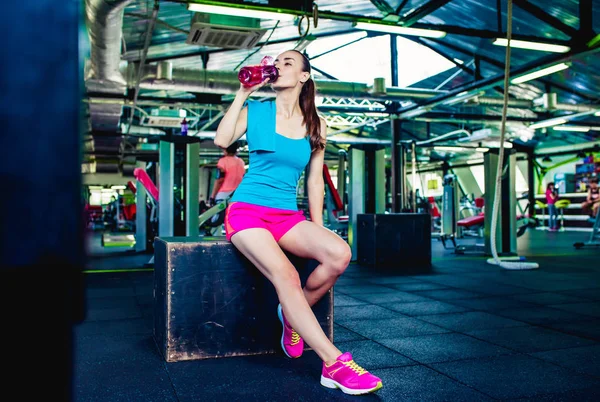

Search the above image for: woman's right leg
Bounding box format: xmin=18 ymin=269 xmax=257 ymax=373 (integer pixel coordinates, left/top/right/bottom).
xmin=231 ymin=228 xmax=342 ymax=364
xmin=548 ymin=205 xmax=556 ymax=229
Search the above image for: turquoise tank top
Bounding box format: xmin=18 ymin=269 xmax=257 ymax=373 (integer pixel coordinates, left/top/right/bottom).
xmin=231 ymin=100 xmax=312 ymax=211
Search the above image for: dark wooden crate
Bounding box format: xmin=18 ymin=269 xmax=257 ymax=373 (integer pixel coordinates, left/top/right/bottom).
xmin=154 ymin=237 xmax=333 ymax=362
xmin=357 ymin=213 xmax=431 ymax=270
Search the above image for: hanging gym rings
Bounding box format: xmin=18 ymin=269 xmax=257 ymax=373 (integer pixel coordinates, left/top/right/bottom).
xmin=297 ymin=3 xmax=319 ymax=38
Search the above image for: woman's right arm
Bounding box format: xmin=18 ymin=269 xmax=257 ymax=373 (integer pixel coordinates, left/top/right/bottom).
xmin=214 ymin=79 xmax=270 ymax=149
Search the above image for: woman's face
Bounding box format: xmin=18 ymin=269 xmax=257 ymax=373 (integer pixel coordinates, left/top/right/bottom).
xmin=591 ymin=181 xmax=598 ymax=189
xmin=271 ymin=51 xmax=310 ymax=90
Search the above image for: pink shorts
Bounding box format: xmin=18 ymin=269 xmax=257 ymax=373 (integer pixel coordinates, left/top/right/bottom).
xmin=224 ymin=201 xmax=306 ymax=242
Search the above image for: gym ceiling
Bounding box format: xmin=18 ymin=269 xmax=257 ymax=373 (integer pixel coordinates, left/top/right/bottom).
xmin=82 ymin=0 xmax=600 ymax=173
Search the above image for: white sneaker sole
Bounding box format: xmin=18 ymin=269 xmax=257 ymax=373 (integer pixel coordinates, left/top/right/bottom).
xmin=320 ymin=376 xmax=383 ymax=395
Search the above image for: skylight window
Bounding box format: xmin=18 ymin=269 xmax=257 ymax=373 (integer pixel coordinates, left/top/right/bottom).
xmin=305 ymin=34 xmax=459 ymax=88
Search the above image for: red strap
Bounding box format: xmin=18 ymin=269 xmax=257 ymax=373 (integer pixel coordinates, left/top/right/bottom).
xmin=127 ymin=181 xmax=137 ymax=194
xmin=133 ymin=168 xmax=159 ymax=202
xmin=322 ymin=164 xmax=344 ymax=211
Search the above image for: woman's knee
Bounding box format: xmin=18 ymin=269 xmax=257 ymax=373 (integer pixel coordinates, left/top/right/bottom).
xmin=326 ymin=241 xmax=352 ymax=275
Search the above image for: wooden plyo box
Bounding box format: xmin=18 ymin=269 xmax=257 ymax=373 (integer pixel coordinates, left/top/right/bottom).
xmin=153 ymin=237 xmax=333 ymax=362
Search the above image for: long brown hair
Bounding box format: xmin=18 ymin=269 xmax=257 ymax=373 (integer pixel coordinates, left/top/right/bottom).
xmin=291 ymin=50 xmax=325 ymax=151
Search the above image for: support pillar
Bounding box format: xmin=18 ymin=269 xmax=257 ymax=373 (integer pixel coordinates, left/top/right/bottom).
xmin=158 ymin=137 xmax=200 ymax=237
xmin=484 ymin=150 xmax=517 ymax=255
xmin=348 ymin=148 xmax=365 ymax=259
xmin=391 ymin=119 xmax=405 ymax=212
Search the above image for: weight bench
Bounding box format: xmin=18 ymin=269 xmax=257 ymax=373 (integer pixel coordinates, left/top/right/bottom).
xmin=153 ymin=237 xmax=333 ymax=362
xmin=457 ymin=213 xmax=485 ymax=236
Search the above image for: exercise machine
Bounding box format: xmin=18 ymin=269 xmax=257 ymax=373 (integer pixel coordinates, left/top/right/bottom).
xmin=134 ymin=167 xmax=230 ymax=241
xmin=323 ymin=164 xmax=348 ymax=239
xmin=574 ymin=208 xmax=600 ymax=249
xmin=439 ymin=174 xmax=459 ymax=248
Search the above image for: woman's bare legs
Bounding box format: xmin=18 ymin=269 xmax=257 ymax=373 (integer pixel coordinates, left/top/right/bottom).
xmin=593 ymin=201 xmax=600 ymax=218
xmin=231 ymin=228 xmax=342 ymax=364
xmin=278 ymin=221 xmax=352 ymax=307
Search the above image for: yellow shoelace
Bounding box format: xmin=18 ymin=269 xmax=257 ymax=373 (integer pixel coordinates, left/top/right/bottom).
xmin=290 ymin=329 xmax=301 ymax=346
xmin=344 ymin=360 xmax=367 ymax=376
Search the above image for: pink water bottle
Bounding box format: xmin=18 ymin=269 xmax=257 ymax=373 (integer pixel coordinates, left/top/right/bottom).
xmin=238 ymin=56 xmax=279 ymax=88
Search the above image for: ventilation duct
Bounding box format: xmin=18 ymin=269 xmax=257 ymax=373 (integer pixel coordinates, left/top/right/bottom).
xmin=85 ymin=0 xmax=133 ymax=88
xmin=84 ymin=0 xmax=133 ymax=171
xmin=127 ymin=63 xmax=443 ymax=101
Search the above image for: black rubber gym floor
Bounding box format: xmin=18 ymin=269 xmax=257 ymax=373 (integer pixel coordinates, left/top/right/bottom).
xmin=75 ymin=230 xmax=600 ymax=401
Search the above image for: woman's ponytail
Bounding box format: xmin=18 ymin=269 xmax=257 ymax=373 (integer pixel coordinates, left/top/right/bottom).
xmin=299 ymin=78 xmax=324 ymax=151
xmin=292 ymin=49 xmax=325 ymax=151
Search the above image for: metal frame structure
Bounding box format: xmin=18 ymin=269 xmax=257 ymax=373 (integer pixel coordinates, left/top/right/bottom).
xmin=84 ymin=0 xmax=600 ymax=189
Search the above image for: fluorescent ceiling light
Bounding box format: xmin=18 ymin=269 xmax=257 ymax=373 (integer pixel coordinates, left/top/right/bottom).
xmin=485 ymin=141 xmax=513 ymax=148
xmin=443 ymin=91 xmax=484 ymax=106
xmin=511 ymin=63 xmax=570 ymax=84
xmin=364 ymin=112 xmax=389 ymax=117
xmin=187 ymin=4 xmax=296 ymax=21
xmin=398 ymin=106 xmax=432 ymax=119
xmin=493 ymin=38 xmax=570 ymax=53
xmin=433 ymin=146 xmax=468 ymax=152
xmin=595 ymin=111 xmax=600 ymax=116
xmin=111 ymin=185 xmax=127 ymax=190
xmin=529 ymin=118 xmax=568 ymax=130
xmin=553 ymin=126 xmax=590 ymax=132
xmin=355 ymin=22 xmax=446 ymax=38
xmin=476 ymin=147 xmax=489 ymax=152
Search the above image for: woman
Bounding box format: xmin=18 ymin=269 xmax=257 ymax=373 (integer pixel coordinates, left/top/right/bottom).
xmin=545 ymin=182 xmax=559 ymax=231
xmin=582 ymin=177 xmax=600 ymax=218
xmin=214 ymin=50 xmax=383 ymax=395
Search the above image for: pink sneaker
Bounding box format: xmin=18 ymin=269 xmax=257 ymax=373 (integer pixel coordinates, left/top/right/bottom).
xmin=277 ymin=304 xmax=304 ymax=358
xmin=321 ymin=352 xmax=383 ymax=395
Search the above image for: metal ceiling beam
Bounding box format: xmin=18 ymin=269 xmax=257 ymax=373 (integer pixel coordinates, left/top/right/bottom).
xmin=407 ymin=23 xmax=570 ymax=44
xmin=130 ymin=28 xmax=360 ymax=63
xmin=311 ymin=66 xmax=338 ymax=80
xmin=128 ymin=7 xmax=571 ymax=63
xmin=400 ymin=0 xmax=453 ymax=26
xmin=579 ymin=0 xmax=595 ymax=38
xmin=395 ymin=0 xmax=410 ymax=15
xmin=415 ymin=112 xmax=600 ymax=125
xmin=310 ymin=35 xmax=371 ymax=60
xmin=369 ymin=0 xmax=395 ymax=15
xmin=513 ymin=0 xmax=579 ymax=38
xmin=421 ymin=37 xmax=600 ymax=103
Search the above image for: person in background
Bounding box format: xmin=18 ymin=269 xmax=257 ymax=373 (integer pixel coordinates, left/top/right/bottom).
xmin=546 ymin=182 xmax=559 ymax=231
xmin=582 ymin=177 xmax=600 ymax=218
xmin=209 ymin=141 xmax=246 ymax=207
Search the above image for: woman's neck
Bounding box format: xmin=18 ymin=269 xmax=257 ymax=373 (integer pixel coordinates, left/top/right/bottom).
xmin=275 ymin=89 xmax=302 ymax=118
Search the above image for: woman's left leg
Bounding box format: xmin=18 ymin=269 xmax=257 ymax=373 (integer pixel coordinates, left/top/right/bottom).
xmin=592 ymin=201 xmax=600 ymax=219
xmin=548 ymin=204 xmax=557 ymax=229
xmin=278 ymin=221 xmax=352 ymax=306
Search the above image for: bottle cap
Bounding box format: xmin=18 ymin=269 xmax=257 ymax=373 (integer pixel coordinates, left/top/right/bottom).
xmin=260 ymin=56 xmax=274 ymax=66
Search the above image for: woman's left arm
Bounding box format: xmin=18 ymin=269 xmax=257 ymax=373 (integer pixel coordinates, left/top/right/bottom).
xmin=306 ymin=118 xmax=328 ymax=226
